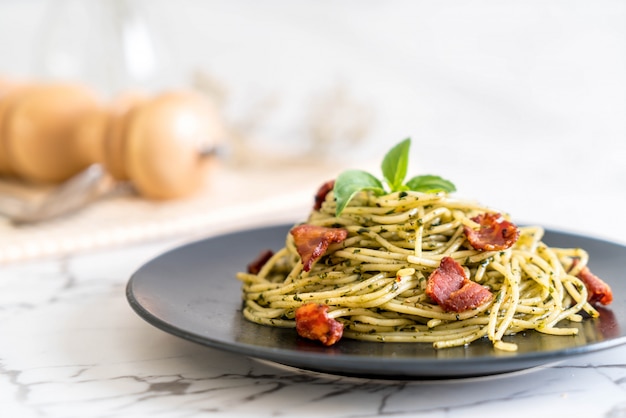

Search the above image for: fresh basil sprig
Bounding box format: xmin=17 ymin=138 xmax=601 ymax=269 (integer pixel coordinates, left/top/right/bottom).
xmin=333 ymin=138 xmax=456 ymax=216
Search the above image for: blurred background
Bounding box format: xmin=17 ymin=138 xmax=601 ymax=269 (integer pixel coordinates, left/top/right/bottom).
xmin=0 ymin=0 xmax=624 ymax=252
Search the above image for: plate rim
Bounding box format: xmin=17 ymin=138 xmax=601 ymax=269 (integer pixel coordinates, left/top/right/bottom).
xmin=126 ymin=223 xmax=626 ymax=378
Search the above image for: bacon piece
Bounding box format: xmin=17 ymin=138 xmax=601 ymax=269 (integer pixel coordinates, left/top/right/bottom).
xmin=247 ymin=249 xmax=274 ymax=274
xmin=314 ymin=180 xmax=335 ymax=211
xmin=426 ymin=256 xmax=493 ymax=312
xmin=295 ymin=303 xmax=343 ymax=346
xmin=463 ymin=213 xmax=520 ymax=251
xmin=290 ymin=224 xmax=348 ymax=272
xmin=570 ymin=259 xmax=613 ymax=305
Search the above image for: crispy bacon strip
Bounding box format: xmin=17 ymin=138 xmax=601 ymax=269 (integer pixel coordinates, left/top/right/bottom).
xmin=426 ymin=256 xmax=493 ymax=312
xmin=247 ymin=249 xmax=274 ymax=274
xmin=463 ymin=213 xmax=520 ymax=251
xmin=314 ymin=180 xmax=335 ymax=210
xmin=290 ymin=224 xmax=348 ymax=272
xmin=295 ymin=303 xmax=343 ymax=346
xmin=570 ymin=259 xmax=613 ymax=306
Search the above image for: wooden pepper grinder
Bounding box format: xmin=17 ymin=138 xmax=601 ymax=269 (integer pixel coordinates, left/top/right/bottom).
xmin=0 ymin=82 xmax=224 ymax=200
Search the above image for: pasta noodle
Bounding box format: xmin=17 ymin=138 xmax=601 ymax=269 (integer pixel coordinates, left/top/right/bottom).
xmin=237 ymin=189 xmax=600 ymax=351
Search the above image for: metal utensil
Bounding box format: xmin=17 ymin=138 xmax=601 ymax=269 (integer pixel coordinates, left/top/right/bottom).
xmin=0 ymin=165 xmax=125 ymax=225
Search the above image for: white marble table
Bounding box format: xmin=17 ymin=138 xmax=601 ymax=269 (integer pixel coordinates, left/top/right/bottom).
xmin=2 ymin=161 xmax=626 ymax=418
xmin=2 ymin=232 xmax=626 ymax=418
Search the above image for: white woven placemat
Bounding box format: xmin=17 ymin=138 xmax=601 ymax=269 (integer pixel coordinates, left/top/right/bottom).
xmin=0 ymin=163 xmax=334 ymax=264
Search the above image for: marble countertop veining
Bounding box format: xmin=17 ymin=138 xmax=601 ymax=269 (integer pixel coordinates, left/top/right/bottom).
xmin=1 ymin=148 xmax=626 ymax=418
xmin=1 ymin=223 xmax=626 ymax=418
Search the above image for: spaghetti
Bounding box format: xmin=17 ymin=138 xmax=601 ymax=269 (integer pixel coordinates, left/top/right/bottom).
xmin=236 ymin=139 xmax=612 ymax=351
xmin=237 ymin=188 xmax=611 ymax=351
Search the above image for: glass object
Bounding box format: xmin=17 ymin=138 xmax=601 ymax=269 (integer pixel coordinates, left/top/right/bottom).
xmin=33 ymin=0 xmax=168 ymax=97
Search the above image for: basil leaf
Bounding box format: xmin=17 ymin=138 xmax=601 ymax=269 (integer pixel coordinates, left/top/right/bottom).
xmin=334 ymin=170 xmax=384 ymax=216
xmin=405 ymin=174 xmax=456 ymax=193
xmin=381 ymin=138 xmax=411 ymax=192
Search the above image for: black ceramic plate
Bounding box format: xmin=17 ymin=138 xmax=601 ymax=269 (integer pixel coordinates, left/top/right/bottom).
xmin=126 ymin=224 xmax=626 ymax=379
